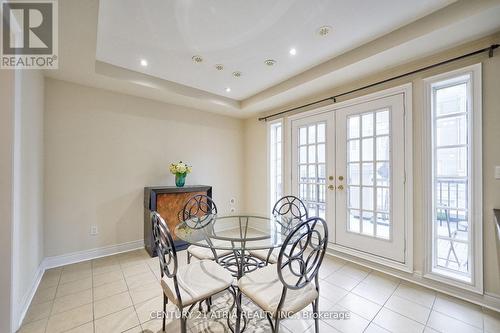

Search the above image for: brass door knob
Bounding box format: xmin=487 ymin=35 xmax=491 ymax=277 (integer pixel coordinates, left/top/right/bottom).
xmin=337 ymin=185 xmax=344 ymax=190
xmin=328 ymin=185 xmax=335 ymax=190
xmin=338 ymin=176 xmax=344 ymax=181
xmin=329 ymin=176 xmax=334 ymax=181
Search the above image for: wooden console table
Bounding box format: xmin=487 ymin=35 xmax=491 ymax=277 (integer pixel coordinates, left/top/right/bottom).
xmin=144 ymin=185 xmax=212 ymax=257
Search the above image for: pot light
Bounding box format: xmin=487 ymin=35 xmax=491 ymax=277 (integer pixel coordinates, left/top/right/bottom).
xmin=140 ymin=59 xmax=148 ymax=67
xmin=232 ymin=71 xmax=242 ymax=78
xmin=317 ymin=25 xmax=332 ymax=37
xmin=192 ymin=55 xmax=203 ymax=63
xmin=289 ymin=48 xmax=297 ymax=56
xmin=215 ymin=64 xmax=224 ymax=71
xmin=264 ymin=59 xmax=277 ymax=66
xmin=225 ymin=87 xmax=231 ymax=92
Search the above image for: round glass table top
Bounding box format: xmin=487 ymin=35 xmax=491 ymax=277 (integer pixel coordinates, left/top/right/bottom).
xmin=174 ymin=214 xmax=292 ymax=251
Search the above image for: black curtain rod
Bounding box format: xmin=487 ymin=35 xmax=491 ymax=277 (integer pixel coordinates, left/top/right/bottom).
xmin=258 ymin=43 xmax=499 ymax=121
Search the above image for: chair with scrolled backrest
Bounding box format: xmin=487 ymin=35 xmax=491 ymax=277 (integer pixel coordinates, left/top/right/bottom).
xmin=152 ymin=211 xmax=233 ymax=333
xmin=238 ymin=217 xmax=328 ymax=333
xmin=250 ymin=195 xmax=309 ymax=265
xmin=180 ymin=194 xmax=233 ymax=265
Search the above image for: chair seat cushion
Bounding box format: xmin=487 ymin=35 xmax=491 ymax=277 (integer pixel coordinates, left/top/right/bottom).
xmin=161 ymin=260 xmax=233 ymax=306
xmin=188 ymin=245 xmax=232 ymax=260
xmin=237 ymin=264 xmax=318 ymax=318
xmin=249 ymin=249 xmax=278 ymax=264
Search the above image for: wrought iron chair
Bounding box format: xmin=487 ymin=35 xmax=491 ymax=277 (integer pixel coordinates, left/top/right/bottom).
xmin=238 ymin=217 xmax=328 ymax=333
xmin=151 ymin=212 xmax=234 ymax=333
xmin=249 ymin=195 xmax=309 ymax=265
xmin=182 ymin=194 xmax=232 ymax=264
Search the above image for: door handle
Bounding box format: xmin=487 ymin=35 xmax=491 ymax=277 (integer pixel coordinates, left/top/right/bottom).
xmin=337 ymin=185 xmax=344 ymax=191
xmin=328 ymin=185 xmax=335 ymax=190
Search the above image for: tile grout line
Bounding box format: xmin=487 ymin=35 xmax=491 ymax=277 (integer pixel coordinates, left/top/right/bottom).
xmin=361 ymin=279 xmax=401 ymax=333
xmin=424 ymin=292 xmax=438 ymax=331
xmin=118 ymin=254 xmax=145 ymax=332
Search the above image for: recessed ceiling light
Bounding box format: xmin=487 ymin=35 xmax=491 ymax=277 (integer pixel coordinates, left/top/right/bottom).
xmin=140 ymin=59 xmax=148 ymax=67
xmin=264 ymin=59 xmax=277 ymax=66
xmin=232 ymin=71 xmax=242 ymax=78
xmin=225 ymin=87 xmax=231 ymax=92
xmin=289 ymin=48 xmax=297 ymax=56
xmin=317 ymin=25 xmax=332 ymax=37
xmin=215 ymin=64 xmax=224 ymax=71
xmin=192 ymin=55 xmax=203 ymax=63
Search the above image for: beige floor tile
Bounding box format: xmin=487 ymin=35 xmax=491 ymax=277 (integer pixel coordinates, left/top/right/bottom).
xmin=92 ymin=256 xmax=119 ymax=268
xmin=119 ymin=255 xmax=147 ymax=268
xmin=483 ymin=307 xmax=500 ymax=333
xmin=56 ymin=277 xmax=92 ymax=298
xmin=364 ymin=323 xmax=391 ymax=333
xmin=433 ymin=294 xmax=483 ymax=329
xmin=385 ymin=294 xmax=431 ymax=324
xmin=32 ymin=286 xmax=57 ymax=305
xmin=303 ymin=320 xmax=342 ymax=333
xmin=351 ymin=281 xmax=396 ymax=305
xmin=393 ymin=282 xmax=436 ymax=308
xmin=93 ymin=291 xmax=133 ymax=319
xmin=46 ymin=303 xmax=93 ymax=333
xmin=125 ymin=270 xmax=157 ymax=290
xmin=324 ymin=271 xmax=362 ymax=291
xmin=336 ymin=263 xmax=371 ymax=281
xmin=122 ymin=262 xmax=152 ymax=278
xmin=92 ymin=270 xmax=124 ymax=287
xmin=93 ymin=278 xmax=128 ymax=301
xmin=122 ymin=325 xmax=144 ymax=333
xmin=318 ymin=280 xmax=349 ymax=303
xmin=38 ymin=270 xmax=61 ymax=290
xmin=59 ymin=269 xmax=92 ymax=285
xmin=51 ymin=289 xmax=93 ymax=315
xmin=92 ymin=263 xmax=121 ymax=276
xmin=94 ymin=306 xmax=140 ymax=333
xmin=373 ymin=307 xmax=424 ymax=333
xmin=337 ymin=293 xmax=382 ymax=321
xmin=423 ymin=327 xmax=440 ymax=333
xmin=318 ymin=296 xmax=336 ymax=312
xmin=134 ymin=296 xmax=166 ymax=324
xmin=320 ymin=256 xmax=346 ymax=276
xmin=17 ymin=318 xmax=48 ymax=333
xmin=64 ymin=321 xmax=94 ymax=333
xmin=62 ymin=261 xmax=92 ymax=273
xmin=362 ymin=271 xmax=400 ymax=290
xmin=427 ymin=310 xmax=482 ymax=333
xmin=23 ymin=300 xmax=53 ymax=324
xmin=129 ymin=280 xmax=161 ymax=305
xmin=282 ymin=314 xmax=314 ymax=333
xmin=327 ymin=305 xmax=370 ymax=333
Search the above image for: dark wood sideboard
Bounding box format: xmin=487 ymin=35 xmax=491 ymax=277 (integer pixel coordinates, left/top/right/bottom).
xmin=144 ymin=185 xmax=212 ymax=257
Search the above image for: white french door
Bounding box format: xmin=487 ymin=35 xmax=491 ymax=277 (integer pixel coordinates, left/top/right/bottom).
xmin=291 ymin=112 xmax=335 ymax=233
xmin=335 ymin=94 xmax=406 ymax=262
xmin=291 ymin=93 xmax=408 ymax=264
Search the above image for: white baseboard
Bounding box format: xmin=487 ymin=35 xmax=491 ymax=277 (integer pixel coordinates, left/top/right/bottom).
xmin=15 ymin=239 xmax=144 ymax=332
xmin=43 ymin=239 xmax=144 ymax=270
xmin=14 ymin=264 xmax=45 ymax=332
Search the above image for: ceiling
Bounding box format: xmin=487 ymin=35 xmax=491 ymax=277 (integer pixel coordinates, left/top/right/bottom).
xmin=96 ymin=0 xmax=454 ymax=100
xmin=44 ymin=0 xmax=500 ymax=118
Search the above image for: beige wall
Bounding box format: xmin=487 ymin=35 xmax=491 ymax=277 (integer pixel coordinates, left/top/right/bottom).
xmin=12 ymin=70 xmax=45 ymax=328
xmin=0 ymin=69 xmax=15 ymax=333
xmin=244 ymin=36 xmax=500 ymax=297
xmin=44 ymin=79 xmax=245 ymax=257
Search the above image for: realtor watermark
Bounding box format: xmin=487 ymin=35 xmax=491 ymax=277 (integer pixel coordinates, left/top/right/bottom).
xmin=149 ymin=310 xmax=351 ymax=321
xmin=1 ymin=0 xmax=58 ymax=69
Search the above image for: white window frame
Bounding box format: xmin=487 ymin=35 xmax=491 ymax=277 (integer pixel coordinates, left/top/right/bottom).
xmin=423 ymin=64 xmax=483 ymax=293
xmin=268 ymin=119 xmax=284 ymax=214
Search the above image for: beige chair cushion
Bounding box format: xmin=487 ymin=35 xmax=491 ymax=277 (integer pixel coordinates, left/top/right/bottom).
xmin=238 ymin=264 xmax=318 ymax=318
xmin=249 ymin=249 xmax=278 ymax=264
xmin=188 ymin=245 xmax=232 ymax=260
xmin=161 ymin=260 xmax=233 ymax=307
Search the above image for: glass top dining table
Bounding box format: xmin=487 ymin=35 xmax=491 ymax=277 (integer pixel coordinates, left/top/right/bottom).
xmin=175 ymin=214 xmax=291 ymax=252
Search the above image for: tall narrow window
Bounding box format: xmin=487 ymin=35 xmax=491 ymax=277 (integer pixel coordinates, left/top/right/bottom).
xmin=269 ymin=121 xmax=283 ymax=211
xmin=425 ymin=64 xmax=482 ymax=288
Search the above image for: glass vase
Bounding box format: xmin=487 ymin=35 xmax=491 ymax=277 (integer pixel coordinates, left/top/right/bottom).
xmin=175 ymin=173 xmax=186 ymax=187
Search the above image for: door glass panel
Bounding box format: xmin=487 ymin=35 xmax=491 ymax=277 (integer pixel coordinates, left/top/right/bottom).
xmin=347 ymin=110 xmax=392 ymax=238
xmin=297 ymin=122 xmax=328 ymax=222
